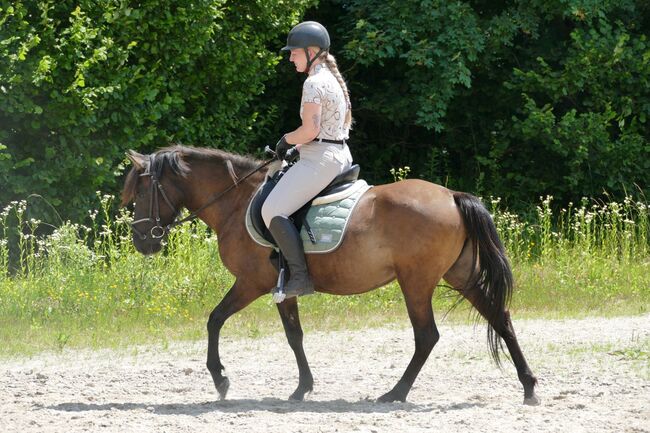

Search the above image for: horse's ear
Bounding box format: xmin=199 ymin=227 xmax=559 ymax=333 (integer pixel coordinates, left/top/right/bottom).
xmin=127 ymin=150 xmax=146 ymax=171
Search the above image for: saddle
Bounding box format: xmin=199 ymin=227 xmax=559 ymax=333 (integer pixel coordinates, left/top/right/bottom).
xmin=248 ymin=164 xmax=361 ymax=247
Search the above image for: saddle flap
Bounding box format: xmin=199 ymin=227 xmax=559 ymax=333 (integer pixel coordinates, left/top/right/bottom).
xmin=249 ymin=180 xmax=277 ymax=244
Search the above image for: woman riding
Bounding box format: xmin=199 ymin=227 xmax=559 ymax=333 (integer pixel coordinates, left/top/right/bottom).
xmin=261 ymin=21 xmax=354 ymax=299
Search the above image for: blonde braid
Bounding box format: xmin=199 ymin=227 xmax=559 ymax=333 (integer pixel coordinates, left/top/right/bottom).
xmin=323 ymin=53 xmax=353 ymax=129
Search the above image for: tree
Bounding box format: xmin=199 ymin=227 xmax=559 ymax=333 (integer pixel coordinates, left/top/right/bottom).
xmin=293 ymin=0 xmax=649 ymax=206
xmin=0 ymin=0 xmax=312 ymax=220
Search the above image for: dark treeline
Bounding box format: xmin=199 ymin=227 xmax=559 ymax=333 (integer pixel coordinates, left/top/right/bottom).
xmin=1 ymin=0 xmax=648 ymax=222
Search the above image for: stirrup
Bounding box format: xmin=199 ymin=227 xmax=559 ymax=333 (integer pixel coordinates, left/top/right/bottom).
xmin=272 ymin=268 xmax=287 ymax=304
xmin=272 ymin=252 xmax=287 ymax=303
xmin=272 ymin=273 xmax=315 ymax=303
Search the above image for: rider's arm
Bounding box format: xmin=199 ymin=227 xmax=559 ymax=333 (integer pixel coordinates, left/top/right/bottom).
xmin=285 ymin=102 xmax=321 ymax=146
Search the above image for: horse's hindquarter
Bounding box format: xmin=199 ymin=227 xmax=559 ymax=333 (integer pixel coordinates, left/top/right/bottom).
xmin=309 ymin=179 xmax=466 ymax=295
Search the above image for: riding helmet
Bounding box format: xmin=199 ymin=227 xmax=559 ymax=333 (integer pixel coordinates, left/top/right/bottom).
xmin=281 ymin=21 xmax=330 ymax=51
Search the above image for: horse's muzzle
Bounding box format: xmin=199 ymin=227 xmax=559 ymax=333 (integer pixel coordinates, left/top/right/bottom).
xmin=133 ymin=237 xmax=163 ymax=256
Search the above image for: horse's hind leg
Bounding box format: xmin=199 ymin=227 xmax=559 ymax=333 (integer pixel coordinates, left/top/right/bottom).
xmin=463 ymin=290 xmax=540 ymax=406
xmin=378 ymin=274 xmax=440 ymax=403
xmin=466 ymin=291 xmax=540 ymax=405
xmin=444 ymin=251 xmax=540 ymax=405
xmin=276 ymin=297 xmax=314 ymax=400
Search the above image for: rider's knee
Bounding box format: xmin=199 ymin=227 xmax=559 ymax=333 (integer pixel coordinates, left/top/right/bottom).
xmin=261 ymin=200 xmax=277 ymax=228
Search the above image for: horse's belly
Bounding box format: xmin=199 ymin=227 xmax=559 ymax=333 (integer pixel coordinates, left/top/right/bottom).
xmin=307 ymin=232 xmax=397 ymax=295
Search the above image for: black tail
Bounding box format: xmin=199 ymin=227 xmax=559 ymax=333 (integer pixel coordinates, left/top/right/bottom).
xmin=453 ymin=192 xmax=513 ymax=367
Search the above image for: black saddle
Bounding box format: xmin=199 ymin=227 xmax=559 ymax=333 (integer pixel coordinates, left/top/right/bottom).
xmin=249 ymin=164 xmax=361 ymax=245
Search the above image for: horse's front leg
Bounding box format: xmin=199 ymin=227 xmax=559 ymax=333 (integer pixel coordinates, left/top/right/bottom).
xmin=206 ymin=280 xmax=264 ymax=400
xmin=276 ymin=297 xmax=313 ymax=400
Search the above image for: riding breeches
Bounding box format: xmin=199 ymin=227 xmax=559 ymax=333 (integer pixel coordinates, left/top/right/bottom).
xmin=261 ymin=141 xmax=353 ymax=228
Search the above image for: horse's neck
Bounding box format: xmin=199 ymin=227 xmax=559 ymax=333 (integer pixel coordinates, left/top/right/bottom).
xmin=182 ymin=156 xmax=264 ymax=234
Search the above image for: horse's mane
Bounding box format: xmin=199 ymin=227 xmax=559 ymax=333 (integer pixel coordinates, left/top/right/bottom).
xmin=121 ymin=144 xmax=262 ymax=206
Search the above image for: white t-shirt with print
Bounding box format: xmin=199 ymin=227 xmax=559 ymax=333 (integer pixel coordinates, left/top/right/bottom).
xmin=300 ymin=63 xmax=349 ymax=141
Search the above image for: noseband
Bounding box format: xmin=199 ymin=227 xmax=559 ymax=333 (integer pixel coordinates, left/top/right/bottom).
xmin=130 ymin=156 xmax=179 ymax=241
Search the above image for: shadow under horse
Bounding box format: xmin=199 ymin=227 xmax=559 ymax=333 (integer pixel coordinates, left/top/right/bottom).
xmin=121 ymin=144 xmax=540 ymax=405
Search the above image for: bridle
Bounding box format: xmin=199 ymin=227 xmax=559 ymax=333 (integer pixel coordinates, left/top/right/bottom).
xmin=130 ymin=154 xmax=276 ymax=242
xmin=129 ymin=155 xmax=180 ymax=241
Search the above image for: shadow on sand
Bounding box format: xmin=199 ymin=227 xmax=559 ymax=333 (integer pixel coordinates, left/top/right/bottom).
xmin=45 ymin=397 xmax=486 ymax=416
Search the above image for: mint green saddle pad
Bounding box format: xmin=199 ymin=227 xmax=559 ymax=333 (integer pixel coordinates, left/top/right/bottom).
xmin=245 ymin=180 xmax=371 ymax=254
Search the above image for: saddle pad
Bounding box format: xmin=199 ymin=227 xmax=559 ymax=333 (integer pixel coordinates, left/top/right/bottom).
xmin=245 ymin=180 xmax=372 ymax=254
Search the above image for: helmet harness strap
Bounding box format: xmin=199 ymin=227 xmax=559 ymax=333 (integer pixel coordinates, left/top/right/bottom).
xmin=305 ymin=47 xmax=327 ymax=73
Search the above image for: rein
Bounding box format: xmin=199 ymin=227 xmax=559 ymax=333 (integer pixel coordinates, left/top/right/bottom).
xmin=130 ymin=155 xmax=275 ymax=241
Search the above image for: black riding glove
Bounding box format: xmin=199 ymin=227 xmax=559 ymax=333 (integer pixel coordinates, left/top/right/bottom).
xmin=275 ymin=135 xmax=290 ymax=160
xmin=284 ymin=146 xmax=300 ymax=163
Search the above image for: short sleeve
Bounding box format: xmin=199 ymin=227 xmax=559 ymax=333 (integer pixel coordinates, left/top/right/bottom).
xmin=302 ymin=78 xmax=323 ymax=105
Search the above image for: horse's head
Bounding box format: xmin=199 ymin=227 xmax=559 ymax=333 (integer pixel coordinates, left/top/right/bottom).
xmin=121 ymin=149 xmax=189 ymax=255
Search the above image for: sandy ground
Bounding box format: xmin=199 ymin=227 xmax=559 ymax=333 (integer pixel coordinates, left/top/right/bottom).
xmin=2 ymin=314 xmax=648 ymax=433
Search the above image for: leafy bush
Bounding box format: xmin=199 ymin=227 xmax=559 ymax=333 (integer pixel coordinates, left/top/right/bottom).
xmin=302 ymin=0 xmax=649 ymax=206
xmin=0 ymin=0 xmax=312 ymax=220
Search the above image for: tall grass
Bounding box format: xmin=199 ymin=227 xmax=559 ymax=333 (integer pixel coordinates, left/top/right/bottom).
xmin=0 ymin=193 xmax=648 ymax=357
xmin=490 ymin=195 xmax=649 ymax=315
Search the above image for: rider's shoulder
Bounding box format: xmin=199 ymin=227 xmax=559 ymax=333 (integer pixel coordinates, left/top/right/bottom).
xmin=304 ymin=71 xmax=329 ymax=93
xmin=303 ymin=74 xmax=325 ymax=93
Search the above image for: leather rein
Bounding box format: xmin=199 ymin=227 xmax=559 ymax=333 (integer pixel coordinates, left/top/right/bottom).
xmin=130 ymin=155 xmax=275 ymax=241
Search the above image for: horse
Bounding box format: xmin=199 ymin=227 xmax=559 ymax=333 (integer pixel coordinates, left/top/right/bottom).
xmin=121 ymin=144 xmax=540 ymax=405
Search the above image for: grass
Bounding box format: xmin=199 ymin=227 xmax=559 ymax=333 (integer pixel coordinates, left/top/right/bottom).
xmin=0 ymin=193 xmax=648 ymax=358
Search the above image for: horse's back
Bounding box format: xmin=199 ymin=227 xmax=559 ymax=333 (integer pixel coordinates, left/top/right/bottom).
xmin=371 ymin=179 xmax=459 ymax=217
xmin=310 ymin=179 xmax=467 ymax=294
xmin=366 ymin=179 xmax=465 ymax=250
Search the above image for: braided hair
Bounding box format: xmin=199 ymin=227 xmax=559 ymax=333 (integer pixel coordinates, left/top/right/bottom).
xmin=322 ymin=53 xmax=353 ymax=130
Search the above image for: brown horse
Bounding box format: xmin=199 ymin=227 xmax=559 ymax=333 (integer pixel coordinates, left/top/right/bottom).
xmin=121 ymin=144 xmax=540 ymax=405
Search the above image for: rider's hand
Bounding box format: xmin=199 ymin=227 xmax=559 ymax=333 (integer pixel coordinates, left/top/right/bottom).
xmin=284 ymin=146 xmax=300 ymax=163
xmin=275 ymin=135 xmax=290 ymax=160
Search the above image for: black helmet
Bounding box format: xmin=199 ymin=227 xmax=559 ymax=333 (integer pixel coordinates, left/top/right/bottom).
xmin=281 ymin=21 xmax=330 ymax=51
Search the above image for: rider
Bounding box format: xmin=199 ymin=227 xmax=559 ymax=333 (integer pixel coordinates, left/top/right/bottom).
xmin=261 ymin=21 xmax=354 ymax=299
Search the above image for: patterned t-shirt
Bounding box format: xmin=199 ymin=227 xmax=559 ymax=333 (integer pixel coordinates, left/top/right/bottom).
xmin=300 ymin=63 xmax=349 ymax=141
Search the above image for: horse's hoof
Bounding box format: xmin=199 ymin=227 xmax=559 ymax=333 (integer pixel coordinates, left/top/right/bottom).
xmin=524 ymin=394 xmax=541 ymax=406
xmin=377 ymin=391 xmax=406 ymax=403
xmin=289 ymin=386 xmax=312 ymax=401
xmin=216 ymin=377 xmax=230 ymax=400
xmin=377 ymin=382 xmax=409 ymax=403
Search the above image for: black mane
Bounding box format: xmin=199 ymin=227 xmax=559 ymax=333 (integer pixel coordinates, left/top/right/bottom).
xmin=156 ymin=144 xmax=262 ymax=174
xmin=121 ymin=144 xmax=262 ymax=206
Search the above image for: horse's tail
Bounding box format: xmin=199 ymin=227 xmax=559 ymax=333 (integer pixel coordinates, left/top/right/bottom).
xmin=452 ymin=192 xmax=513 ymax=367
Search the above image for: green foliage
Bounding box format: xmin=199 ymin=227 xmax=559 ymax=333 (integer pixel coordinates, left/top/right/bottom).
xmin=1 ymin=0 xmax=649 ymax=221
xmin=0 ymin=194 xmax=232 ymax=354
xmin=301 ymin=0 xmax=649 ymax=205
xmin=343 ymin=0 xmax=483 ymax=132
xmin=481 ymin=11 xmax=650 ymax=200
xmin=0 ymin=0 xmax=312 ymax=220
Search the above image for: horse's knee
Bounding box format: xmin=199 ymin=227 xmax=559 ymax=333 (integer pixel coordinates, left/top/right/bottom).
xmin=207 ymin=310 xmax=225 ymax=333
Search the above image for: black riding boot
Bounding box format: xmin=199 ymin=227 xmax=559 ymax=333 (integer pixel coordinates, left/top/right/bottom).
xmin=269 ymin=216 xmax=315 ymax=298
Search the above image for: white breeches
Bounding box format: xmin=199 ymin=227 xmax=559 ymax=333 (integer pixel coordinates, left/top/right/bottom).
xmin=261 ymin=141 xmax=353 ymax=228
